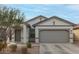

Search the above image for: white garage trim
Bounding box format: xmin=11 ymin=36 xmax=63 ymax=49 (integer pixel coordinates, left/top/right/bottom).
xmin=35 ymin=26 xmax=73 ymax=43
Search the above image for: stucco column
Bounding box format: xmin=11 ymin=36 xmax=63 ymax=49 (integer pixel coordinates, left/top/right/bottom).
xmin=35 ymin=27 xmax=39 ymax=43
xmin=22 ymin=24 xmax=28 ymax=43
xmin=11 ymin=28 xmax=15 ymax=42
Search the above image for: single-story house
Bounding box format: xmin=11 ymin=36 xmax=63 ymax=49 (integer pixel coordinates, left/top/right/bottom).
xmin=0 ymin=15 xmax=75 ymax=44
xmin=29 ymin=16 xmax=75 ymax=43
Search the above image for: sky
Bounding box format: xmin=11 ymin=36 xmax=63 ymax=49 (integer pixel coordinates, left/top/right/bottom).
xmin=2 ymin=4 xmax=79 ymax=24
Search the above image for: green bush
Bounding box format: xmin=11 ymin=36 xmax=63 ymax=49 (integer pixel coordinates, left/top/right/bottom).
xmin=27 ymin=42 xmax=32 ymax=48
xmin=21 ymin=46 xmax=28 ymax=54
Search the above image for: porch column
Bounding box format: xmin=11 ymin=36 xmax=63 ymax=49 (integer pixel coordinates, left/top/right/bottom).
xmin=11 ymin=28 xmax=15 ymax=42
xmin=22 ymin=24 xmax=28 ymax=43
xmin=35 ymin=27 xmax=39 ymax=43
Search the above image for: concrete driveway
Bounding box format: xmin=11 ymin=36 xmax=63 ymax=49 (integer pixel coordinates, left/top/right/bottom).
xmin=40 ymin=43 xmax=79 ymax=54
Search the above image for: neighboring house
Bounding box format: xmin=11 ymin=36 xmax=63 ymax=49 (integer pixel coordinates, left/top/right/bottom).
xmin=32 ymin=16 xmax=75 ymax=43
xmin=73 ymin=24 xmax=79 ymax=42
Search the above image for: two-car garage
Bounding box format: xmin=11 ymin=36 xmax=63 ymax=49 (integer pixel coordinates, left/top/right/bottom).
xmin=34 ymin=16 xmax=74 ymax=43
xmin=39 ymin=30 xmax=69 ymax=43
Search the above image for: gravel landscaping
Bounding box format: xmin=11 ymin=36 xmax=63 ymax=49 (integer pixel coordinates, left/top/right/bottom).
xmin=0 ymin=43 xmax=40 ymax=54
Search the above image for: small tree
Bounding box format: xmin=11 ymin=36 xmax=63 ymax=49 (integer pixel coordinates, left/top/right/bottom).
xmin=0 ymin=6 xmax=25 ymax=43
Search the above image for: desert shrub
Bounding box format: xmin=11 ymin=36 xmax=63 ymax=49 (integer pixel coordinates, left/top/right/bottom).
xmin=8 ymin=43 xmax=17 ymax=52
xmin=27 ymin=42 xmax=32 ymax=48
xmin=2 ymin=41 xmax=7 ymax=49
xmin=21 ymin=46 xmax=28 ymax=54
xmin=0 ymin=39 xmax=5 ymax=51
xmin=0 ymin=42 xmax=3 ymax=51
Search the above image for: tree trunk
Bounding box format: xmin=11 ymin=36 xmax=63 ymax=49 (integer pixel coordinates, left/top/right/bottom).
xmin=6 ymin=27 xmax=11 ymax=43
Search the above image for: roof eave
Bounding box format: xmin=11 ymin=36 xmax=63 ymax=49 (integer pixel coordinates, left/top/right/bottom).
xmin=26 ymin=15 xmax=47 ymax=23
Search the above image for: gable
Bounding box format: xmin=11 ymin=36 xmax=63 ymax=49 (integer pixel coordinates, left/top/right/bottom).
xmin=34 ymin=16 xmax=75 ymax=26
xmin=38 ymin=18 xmax=70 ymax=25
xmin=27 ymin=15 xmax=47 ymax=26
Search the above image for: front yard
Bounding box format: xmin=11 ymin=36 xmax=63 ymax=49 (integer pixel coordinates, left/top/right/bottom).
xmin=0 ymin=42 xmax=79 ymax=54
xmin=0 ymin=43 xmax=39 ymax=54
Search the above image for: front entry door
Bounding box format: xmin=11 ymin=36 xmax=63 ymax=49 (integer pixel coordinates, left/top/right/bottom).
xmin=15 ymin=29 xmax=21 ymax=42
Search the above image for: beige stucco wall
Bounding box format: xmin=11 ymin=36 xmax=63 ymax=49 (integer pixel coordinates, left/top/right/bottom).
xmin=38 ymin=18 xmax=71 ymax=25
xmin=73 ymin=29 xmax=79 ymax=41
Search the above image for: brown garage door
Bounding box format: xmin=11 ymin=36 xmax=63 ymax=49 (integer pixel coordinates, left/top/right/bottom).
xmin=39 ymin=30 xmax=69 ymax=43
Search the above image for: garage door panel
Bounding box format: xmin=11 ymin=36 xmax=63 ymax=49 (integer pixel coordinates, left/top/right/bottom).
xmin=40 ymin=30 xmax=69 ymax=43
